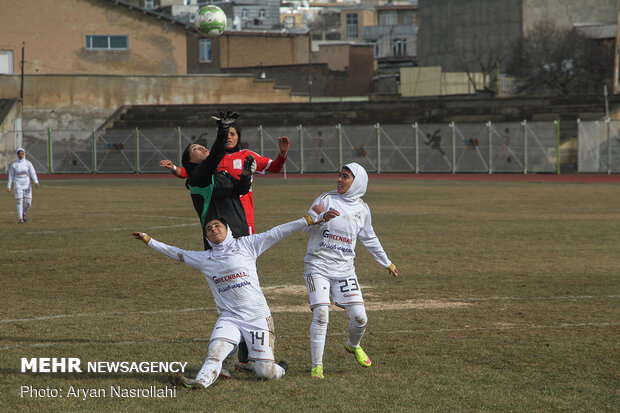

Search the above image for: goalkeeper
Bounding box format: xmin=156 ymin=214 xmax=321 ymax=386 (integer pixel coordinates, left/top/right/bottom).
xmin=132 ymin=207 xmax=333 ymax=389
xmin=302 ymin=162 xmax=399 ymax=379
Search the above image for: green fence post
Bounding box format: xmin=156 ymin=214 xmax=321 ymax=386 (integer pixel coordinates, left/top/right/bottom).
xmin=606 ymin=117 xmax=611 ymax=175
xmin=375 ymin=123 xmax=381 ymax=174
xmin=135 ymin=127 xmax=140 ymax=174
xmin=521 ymin=120 xmax=528 ymax=175
xmin=92 ymin=128 xmax=97 ymax=174
xmin=47 ymin=128 xmax=52 ymax=174
xmin=413 ymin=123 xmax=419 ymax=174
xmin=298 ymin=124 xmax=304 ymax=174
xmin=258 ymin=125 xmax=264 ymax=155
xmin=177 ymin=126 xmax=182 ymax=167
xmin=337 ymin=123 xmax=342 ymax=170
xmin=487 ymin=121 xmax=493 ymax=174
xmin=555 ymin=120 xmax=561 ymax=175
xmin=450 ymin=122 xmax=456 ymax=174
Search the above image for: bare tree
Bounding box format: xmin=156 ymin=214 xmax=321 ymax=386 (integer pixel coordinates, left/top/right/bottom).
xmin=508 ymin=21 xmax=614 ymax=96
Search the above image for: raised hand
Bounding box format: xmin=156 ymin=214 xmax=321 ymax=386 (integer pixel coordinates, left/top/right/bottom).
xmin=213 ymin=110 xmax=240 ymax=128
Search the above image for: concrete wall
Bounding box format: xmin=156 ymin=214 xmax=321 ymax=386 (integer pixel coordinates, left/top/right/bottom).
xmin=0 ymin=0 xmax=189 ymax=75
xmin=0 ymin=74 xmax=305 ymax=130
xmin=214 ymin=32 xmax=311 ymax=69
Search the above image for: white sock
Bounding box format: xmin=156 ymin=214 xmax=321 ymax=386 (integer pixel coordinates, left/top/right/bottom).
xmin=16 ymin=197 xmax=23 ymax=220
xmin=195 ymin=340 xmax=235 ymax=388
xmin=23 ymin=197 xmax=31 ymax=214
xmin=310 ymin=305 xmax=329 ymax=367
xmin=346 ymin=304 xmax=367 ymax=348
xmin=254 ymin=360 xmax=285 ymax=380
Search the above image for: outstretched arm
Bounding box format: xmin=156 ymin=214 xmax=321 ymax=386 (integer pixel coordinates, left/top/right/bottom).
xmin=265 ymin=136 xmax=289 ymax=173
xmin=357 ymin=212 xmax=398 ymax=277
xmin=240 ymin=206 xmax=334 ymax=257
xmin=159 ymin=160 xmax=185 ymax=178
xmin=132 ymin=232 xmax=204 ymax=270
xmin=189 ymin=111 xmax=239 ymax=185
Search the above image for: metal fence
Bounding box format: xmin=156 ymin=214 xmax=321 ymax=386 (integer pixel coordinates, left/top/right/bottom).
xmin=577 ymin=119 xmax=620 ymax=174
xmin=1 ymin=120 xmax=568 ymax=174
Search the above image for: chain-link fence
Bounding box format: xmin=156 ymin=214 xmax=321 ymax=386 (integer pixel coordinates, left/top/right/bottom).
xmin=0 ymin=120 xmax=572 ymax=174
xmin=578 ymin=119 xmax=620 ymax=174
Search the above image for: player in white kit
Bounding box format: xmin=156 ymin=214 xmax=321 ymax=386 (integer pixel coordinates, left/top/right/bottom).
xmin=303 ymin=162 xmax=398 ymax=379
xmin=7 ymin=148 xmax=39 ymax=223
xmin=132 ymin=207 xmax=331 ymax=389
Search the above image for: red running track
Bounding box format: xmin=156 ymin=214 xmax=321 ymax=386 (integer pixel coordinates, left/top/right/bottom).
xmin=2 ymin=173 xmax=619 ymax=184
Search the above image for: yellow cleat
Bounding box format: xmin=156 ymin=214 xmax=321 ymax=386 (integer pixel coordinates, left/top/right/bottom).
xmin=345 ymin=343 xmax=371 ymax=367
xmin=311 ymin=365 xmax=324 ymax=379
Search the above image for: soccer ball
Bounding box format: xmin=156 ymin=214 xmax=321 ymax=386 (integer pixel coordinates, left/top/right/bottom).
xmin=194 ymin=5 xmax=227 ymax=37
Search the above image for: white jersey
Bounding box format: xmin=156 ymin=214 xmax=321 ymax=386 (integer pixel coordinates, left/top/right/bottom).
xmin=8 ymin=158 xmax=38 ymax=192
xmin=147 ymin=218 xmax=307 ymax=320
xmin=304 ymin=191 xmax=392 ymax=279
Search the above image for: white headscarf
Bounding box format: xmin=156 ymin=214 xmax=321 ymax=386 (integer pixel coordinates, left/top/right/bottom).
xmin=16 ymin=148 xmax=26 ymax=162
xmin=206 ymin=222 xmax=235 ymax=252
xmin=340 ymin=162 xmax=368 ymax=203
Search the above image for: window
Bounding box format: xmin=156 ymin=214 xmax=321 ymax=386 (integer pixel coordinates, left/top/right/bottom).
xmin=379 ymin=11 xmax=396 ymax=26
xmin=259 ymin=8 xmax=266 ymax=18
xmin=144 ymin=0 xmax=154 ymax=9
xmin=241 ymin=8 xmax=248 ymax=18
xmin=199 ymin=38 xmax=212 ymax=63
xmin=86 ymin=35 xmax=128 ymax=50
xmin=0 ymin=50 xmax=14 ymax=74
xmin=392 ymin=38 xmax=407 ymax=57
xmin=345 ymin=13 xmax=358 ymax=38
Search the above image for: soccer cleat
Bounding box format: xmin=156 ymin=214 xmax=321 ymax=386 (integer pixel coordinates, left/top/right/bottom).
xmin=23 ymin=213 xmax=27 ymax=223
xmin=18 ymin=219 xmax=24 ymax=224
xmin=170 ymin=374 xmax=206 ymax=390
xmin=276 ymin=360 xmax=289 ymax=373
xmin=345 ymin=343 xmax=371 ymax=367
xmin=234 ymin=357 xmax=255 ymax=372
xmin=310 ymin=365 xmax=324 ymax=379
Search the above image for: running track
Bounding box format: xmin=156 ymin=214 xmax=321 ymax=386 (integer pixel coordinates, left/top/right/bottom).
xmin=2 ymin=173 xmax=619 ymax=184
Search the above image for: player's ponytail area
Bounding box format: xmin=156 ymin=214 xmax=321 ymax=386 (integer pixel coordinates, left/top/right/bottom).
xmin=0 ymin=176 xmax=618 ymax=412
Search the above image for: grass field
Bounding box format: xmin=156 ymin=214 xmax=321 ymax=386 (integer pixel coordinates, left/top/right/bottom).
xmin=0 ymin=175 xmax=618 ymax=412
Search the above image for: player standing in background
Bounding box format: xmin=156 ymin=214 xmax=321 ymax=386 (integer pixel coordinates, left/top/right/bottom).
xmin=132 ymin=207 xmax=331 ymax=390
xmin=302 ymin=163 xmax=399 ymax=379
xmin=162 ymin=116 xmax=290 ymax=234
xmin=7 ymin=148 xmax=39 ymax=224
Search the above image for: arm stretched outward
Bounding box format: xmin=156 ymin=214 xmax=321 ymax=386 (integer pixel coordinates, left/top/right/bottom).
xmin=132 ymin=232 xmax=205 ymax=271
xmin=357 ymin=211 xmax=398 ymax=278
xmin=265 ymin=136 xmax=290 ymax=173
xmin=159 ymin=160 xmax=184 ymax=178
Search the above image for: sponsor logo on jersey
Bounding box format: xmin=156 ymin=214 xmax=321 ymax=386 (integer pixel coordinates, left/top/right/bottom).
xmin=233 ymin=159 xmax=242 ymax=169
xmin=322 ymin=230 xmax=353 ymax=244
xmin=213 ymin=271 xmax=249 ymax=284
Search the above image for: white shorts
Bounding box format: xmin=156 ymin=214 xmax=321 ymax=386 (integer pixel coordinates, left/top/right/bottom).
xmin=209 ymin=316 xmax=276 ymax=362
xmin=14 ymin=186 xmax=32 ymax=199
xmin=304 ymin=273 xmax=364 ymax=309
